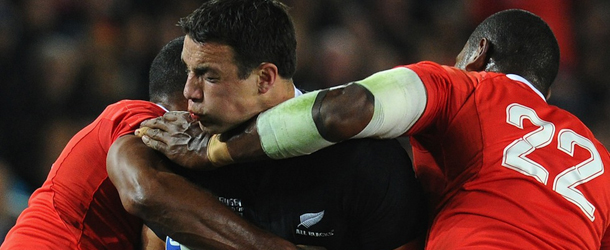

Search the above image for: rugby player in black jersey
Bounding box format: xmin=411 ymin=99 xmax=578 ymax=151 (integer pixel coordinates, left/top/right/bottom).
xmin=109 ymin=0 xmax=427 ymax=249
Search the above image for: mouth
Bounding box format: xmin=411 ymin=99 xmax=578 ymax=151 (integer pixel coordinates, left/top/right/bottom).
xmin=189 ymin=112 xmax=201 ymax=121
xmin=189 ymin=112 xmax=212 ymax=128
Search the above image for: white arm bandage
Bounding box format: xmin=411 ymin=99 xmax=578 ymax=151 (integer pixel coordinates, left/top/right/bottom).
xmin=353 ymin=67 xmax=427 ymax=139
xmin=256 ymin=67 xmax=427 ymax=160
xmin=257 ymin=90 xmax=335 ymax=159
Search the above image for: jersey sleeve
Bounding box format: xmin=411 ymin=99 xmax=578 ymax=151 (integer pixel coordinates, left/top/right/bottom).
xmin=343 ymin=139 xmax=427 ymax=249
xmin=403 ymin=62 xmax=478 ymax=136
xmin=96 ymin=100 xmax=166 ymax=149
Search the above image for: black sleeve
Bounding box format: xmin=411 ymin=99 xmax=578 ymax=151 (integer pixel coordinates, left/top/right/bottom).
xmin=340 ymin=139 xmax=427 ymax=250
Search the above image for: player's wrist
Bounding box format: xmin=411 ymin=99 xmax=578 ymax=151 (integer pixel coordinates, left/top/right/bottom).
xmin=207 ymin=134 xmax=234 ymax=167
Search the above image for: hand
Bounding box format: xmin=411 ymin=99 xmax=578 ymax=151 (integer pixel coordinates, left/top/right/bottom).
xmin=136 ymin=111 xmax=215 ymax=170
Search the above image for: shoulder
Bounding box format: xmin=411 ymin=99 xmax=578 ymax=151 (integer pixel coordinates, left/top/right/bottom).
xmin=103 ymin=100 xmax=164 ymax=115
xmin=401 ymin=61 xmax=451 ymax=76
xmin=315 ymin=139 xmax=414 ymax=182
xmin=97 ymin=100 xmax=166 ymax=143
xmin=319 ymin=138 xmax=408 ymax=162
xmin=260 ymin=138 xmax=412 ymax=179
xmin=99 ymin=100 xmax=165 ymax=124
xmin=402 ymin=61 xmax=503 ymax=86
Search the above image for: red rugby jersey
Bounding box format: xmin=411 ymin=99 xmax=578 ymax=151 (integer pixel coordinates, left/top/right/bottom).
xmin=1 ymin=100 xmax=165 ymax=250
xmin=404 ymin=62 xmax=610 ymax=249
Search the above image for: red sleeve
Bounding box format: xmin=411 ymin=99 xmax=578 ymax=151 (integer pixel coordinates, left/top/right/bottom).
xmin=97 ymin=100 xmax=166 ymax=150
xmin=401 ymin=62 xmax=480 ymax=136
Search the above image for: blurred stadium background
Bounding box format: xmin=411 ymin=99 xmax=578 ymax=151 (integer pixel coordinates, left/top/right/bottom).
xmin=1 ymin=0 xmax=609 ymax=243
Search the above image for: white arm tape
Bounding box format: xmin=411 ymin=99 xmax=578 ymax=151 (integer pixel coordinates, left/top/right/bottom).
xmin=257 ymin=90 xmax=335 ymax=159
xmin=353 ymin=67 xmax=427 ymax=139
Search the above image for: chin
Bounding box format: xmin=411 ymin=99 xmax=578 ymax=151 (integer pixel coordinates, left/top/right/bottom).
xmin=201 ymin=120 xmax=239 ymax=135
xmin=200 ymin=124 xmax=225 ymax=135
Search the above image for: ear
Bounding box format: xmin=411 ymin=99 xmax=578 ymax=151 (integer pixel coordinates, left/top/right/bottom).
xmin=465 ymin=38 xmax=491 ymax=71
xmin=257 ymin=63 xmax=278 ymax=94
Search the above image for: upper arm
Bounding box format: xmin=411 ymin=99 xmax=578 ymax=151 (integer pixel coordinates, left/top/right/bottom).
xmin=106 ymin=134 xmax=170 ymax=213
xmin=352 ymin=67 xmax=427 ymax=139
xmin=403 ymin=62 xmax=477 ymax=136
xmin=107 ymin=134 xmax=152 ymax=190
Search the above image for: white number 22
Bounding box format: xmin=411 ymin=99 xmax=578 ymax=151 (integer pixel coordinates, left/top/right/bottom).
xmin=502 ymin=103 xmax=604 ymax=221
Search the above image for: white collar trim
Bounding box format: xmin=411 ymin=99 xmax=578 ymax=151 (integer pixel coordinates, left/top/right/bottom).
xmin=294 ymin=86 xmax=303 ymax=97
xmin=506 ymin=74 xmax=546 ymax=102
xmin=155 ymin=103 xmax=169 ymax=112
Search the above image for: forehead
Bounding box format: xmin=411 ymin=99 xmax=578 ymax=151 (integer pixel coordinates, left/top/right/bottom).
xmin=182 ymin=35 xmax=234 ymax=66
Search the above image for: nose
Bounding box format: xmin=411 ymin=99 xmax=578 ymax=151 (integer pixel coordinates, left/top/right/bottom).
xmin=184 ymin=73 xmax=203 ymax=101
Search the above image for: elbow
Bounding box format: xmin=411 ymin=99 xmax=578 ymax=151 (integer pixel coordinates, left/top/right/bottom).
xmin=119 ymin=178 xmax=164 ymax=219
xmin=107 ymin=136 xmax=168 ymax=219
xmin=315 ymin=84 xmax=374 ymax=141
xmin=120 ymin=187 xmax=148 ymax=216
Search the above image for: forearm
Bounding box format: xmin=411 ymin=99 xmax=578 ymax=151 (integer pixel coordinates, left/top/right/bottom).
xmin=107 ymin=135 xmax=296 ymax=250
xmin=216 ymin=84 xmax=372 ymax=164
xmin=226 ymin=67 xmax=425 ymax=162
xmin=141 ymin=175 xmax=292 ymax=250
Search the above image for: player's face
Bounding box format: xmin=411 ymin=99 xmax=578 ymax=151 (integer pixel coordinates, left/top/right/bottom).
xmin=182 ymin=35 xmax=260 ymax=134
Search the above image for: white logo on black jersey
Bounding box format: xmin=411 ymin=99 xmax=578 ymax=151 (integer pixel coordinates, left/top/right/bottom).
xmin=296 ymin=210 xmax=334 ymax=237
xmin=298 ymin=210 xmax=325 ymax=228
xmin=218 ymin=197 xmax=244 ymax=216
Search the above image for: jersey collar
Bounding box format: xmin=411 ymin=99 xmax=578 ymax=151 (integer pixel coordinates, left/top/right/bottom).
xmin=506 ymin=74 xmax=546 ymax=102
xmin=155 ymin=103 xmax=169 ymax=112
xmin=294 ymin=86 xmax=303 ymax=97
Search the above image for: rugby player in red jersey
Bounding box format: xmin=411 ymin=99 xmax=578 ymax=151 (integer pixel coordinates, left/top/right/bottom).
xmin=140 ymin=9 xmax=610 ymax=250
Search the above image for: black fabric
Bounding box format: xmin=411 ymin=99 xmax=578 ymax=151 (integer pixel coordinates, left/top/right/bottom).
xmin=176 ymin=138 xmax=427 ymax=250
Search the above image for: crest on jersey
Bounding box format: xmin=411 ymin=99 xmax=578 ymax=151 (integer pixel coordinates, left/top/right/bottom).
xmin=298 ymin=210 xmax=325 ymax=228
xmin=295 ymin=210 xmax=334 ymax=237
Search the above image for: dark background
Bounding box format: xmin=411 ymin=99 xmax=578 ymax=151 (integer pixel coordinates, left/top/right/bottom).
xmin=1 ymin=0 xmax=608 ymax=242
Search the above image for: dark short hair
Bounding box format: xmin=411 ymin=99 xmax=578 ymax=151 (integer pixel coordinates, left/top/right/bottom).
xmin=467 ymin=9 xmax=560 ymax=93
xmin=149 ymin=36 xmax=186 ymax=102
xmin=178 ymin=0 xmax=297 ymax=79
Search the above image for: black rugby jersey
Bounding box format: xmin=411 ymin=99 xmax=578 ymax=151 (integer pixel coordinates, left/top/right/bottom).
xmin=172 ymin=138 xmax=426 ymax=250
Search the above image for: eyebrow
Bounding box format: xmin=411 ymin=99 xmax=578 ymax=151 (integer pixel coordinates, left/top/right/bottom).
xmin=195 ymin=66 xmax=210 ymax=73
xmin=181 ymin=55 xmax=211 ymax=74
xmin=189 ymin=65 xmax=212 ymax=76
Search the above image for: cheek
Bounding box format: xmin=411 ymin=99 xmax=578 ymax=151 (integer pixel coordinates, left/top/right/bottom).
xmin=201 ymin=86 xmax=235 ymax=112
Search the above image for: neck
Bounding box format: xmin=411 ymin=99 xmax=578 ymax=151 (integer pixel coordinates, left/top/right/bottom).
xmin=263 ymin=78 xmax=296 ymax=108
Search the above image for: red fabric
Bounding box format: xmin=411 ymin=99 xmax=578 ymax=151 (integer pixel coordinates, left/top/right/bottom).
xmin=1 ymin=100 xmax=165 ymax=250
xmin=404 ymin=62 xmax=610 ymax=249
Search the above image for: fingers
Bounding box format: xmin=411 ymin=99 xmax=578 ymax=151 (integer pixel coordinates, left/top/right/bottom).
xmin=140 ymin=116 xmax=166 ymax=130
xmin=162 ymin=111 xmax=193 ymax=122
xmin=135 ymin=127 xmax=165 ymax=142
xmin=140 ymin=111 xmax=193 ymax=130
xmin=134 ymin=127 xmax=149 ymax=138
xmin=141 ymin=134 xmax=167 ymax=152
xmin=136 ymin=126 xmax=169 ymax=153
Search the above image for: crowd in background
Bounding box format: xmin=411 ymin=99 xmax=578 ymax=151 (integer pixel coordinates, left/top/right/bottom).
xmin=1 ymin=0 xmax=609 ymax=243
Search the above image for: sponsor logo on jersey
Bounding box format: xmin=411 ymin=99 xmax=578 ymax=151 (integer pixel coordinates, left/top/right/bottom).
xmin=295 ymin=210 xmax=334 ymax=237
xmin=218 ymin=197 xmax=244 ymax=216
